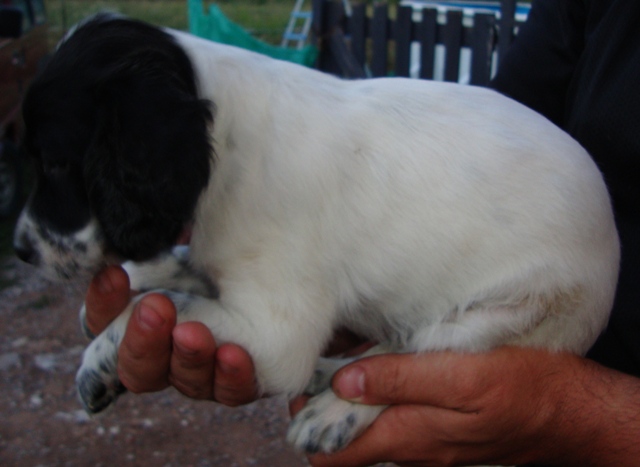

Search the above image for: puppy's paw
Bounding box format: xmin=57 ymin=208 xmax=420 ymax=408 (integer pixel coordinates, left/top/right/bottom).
xmin=78 ymin=303 xmax=95 ymax=340
xmin=304 ymin=356 xmax=356 ymax=396
xmin=76 ymin=328 xmax=126 ymax=413
xmin=287 ymin=390 xmax=385 ymax=454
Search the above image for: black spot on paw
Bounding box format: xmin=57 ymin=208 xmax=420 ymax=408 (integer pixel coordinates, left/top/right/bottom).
xmin=303 ymin=428 xmax=320 ymax=454
xmin=76 ymin=369 xmax=123 ymax=414
xmin=115 ymin=380 xmax=127 ymax=395
xmin=105 ymin=327 xmax=119 ymax=344
xmin=345 ymin=413 xmax=356 ymax=427
xmin=300 ymin=409 xmax=317 ymax=421
xmin=80 ymin=316 xmax=96 ymax=340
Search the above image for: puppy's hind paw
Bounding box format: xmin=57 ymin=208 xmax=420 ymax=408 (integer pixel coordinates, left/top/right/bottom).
xmin=287 ymin=390 xmax=385 ymax=454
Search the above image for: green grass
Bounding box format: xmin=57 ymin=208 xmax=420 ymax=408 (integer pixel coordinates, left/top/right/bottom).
xmin=45 ymin=0 xmax=295 ymax=44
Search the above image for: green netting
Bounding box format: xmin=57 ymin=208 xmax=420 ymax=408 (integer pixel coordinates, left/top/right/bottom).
xmin=188 ymin=0 xmax=318 ymax=67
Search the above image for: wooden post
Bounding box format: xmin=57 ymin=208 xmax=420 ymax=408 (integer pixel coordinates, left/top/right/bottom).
xmin=370 ymin=3 xmax=389 ymax=77
xmin=350 ymin=3 xmax=367 ymax=68
xmin=394 ymin=6 xmax=413 ymax=77
xmin=470 ymin=13 xmax=496 ymax=86
xmin=312 ymin=0 xmax=365 ymax=78
xmin=497 ymin=0 xmax=516 ymax=61
xmin=442 ymin=10 xmax=463 ymax=82
xmin=418 ymin=8 xmax=438 ymax=80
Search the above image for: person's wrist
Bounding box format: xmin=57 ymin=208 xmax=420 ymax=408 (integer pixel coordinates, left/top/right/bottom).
xmin=531 ymin=355 xmax=612 ymax=466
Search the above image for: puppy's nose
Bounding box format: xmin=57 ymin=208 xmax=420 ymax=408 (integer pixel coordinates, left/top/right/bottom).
xmin=14 ymin=235 xmax=37 ymax=265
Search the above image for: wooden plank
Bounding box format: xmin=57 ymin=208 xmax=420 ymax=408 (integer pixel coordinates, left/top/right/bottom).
xmin=322 ymin=0 xmax=346 ymax=75
xmin=470 ymin=13 xmax=495 ymax=86
xmin=311 ymin=0 xmax=324 ymax=40
xmin=349 ymin=3 xmax=367 ymax=68
xmin=497 ymin=0 xmax=516 ymax=61
xmin=418 ymin=8 xmax=437 ymax=79
xmin=311 ymin=0 xmax=330 ymax=72
xmin=370 ymin=3 xmax=389 ymax=77
xmin=394 ymin=5 xmax=413 ymax=77
xmin=442 ymin=10 xmax=463 ymax=82
xmin=328 ymin=29 xmax=367 ymax=78
xmin=314 ymin=0 xmax=506 ymax=82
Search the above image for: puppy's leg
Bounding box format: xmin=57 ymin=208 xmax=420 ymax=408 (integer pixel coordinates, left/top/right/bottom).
xmin=76 ymin=296 xmax=139 ymax=413
xmin=288 ymin=345 xmax=391 ymax=454
xmin=77 ymin=286 xmax=332 ymax=414
xmin=77 ymin=291 xmax=215 ymax=413
xmin=78 ymin=246 xmax=216 ymax=339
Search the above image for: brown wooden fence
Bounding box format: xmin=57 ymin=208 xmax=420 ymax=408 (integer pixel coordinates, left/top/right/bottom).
xmin=311 ymin=0 xmax=524 ymax=86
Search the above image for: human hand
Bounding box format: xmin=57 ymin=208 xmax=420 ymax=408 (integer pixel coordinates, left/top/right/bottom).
xmin=83 ymin=265 xmax=259 ymax=406
xmin=291 ymin=346 xmax=640 ymax=467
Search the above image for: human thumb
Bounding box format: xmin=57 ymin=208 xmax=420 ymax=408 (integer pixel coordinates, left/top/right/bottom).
xmin=332 ymin=352 xmax=484 ymax=407
xmin=332 ymin=353 xmax=435 ymax=405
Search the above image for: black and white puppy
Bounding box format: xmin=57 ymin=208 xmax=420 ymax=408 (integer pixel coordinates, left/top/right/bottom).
xmin=13 ymin=15 xmax=620 ymax=454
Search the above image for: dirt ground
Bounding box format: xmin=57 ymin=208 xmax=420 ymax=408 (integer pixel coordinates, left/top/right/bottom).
xmin=0 ymin=256 xmax=310 ymax=466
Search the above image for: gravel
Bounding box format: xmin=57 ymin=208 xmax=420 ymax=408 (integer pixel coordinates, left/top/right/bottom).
xmin=0 ymin=257 xmax=309 ymax=466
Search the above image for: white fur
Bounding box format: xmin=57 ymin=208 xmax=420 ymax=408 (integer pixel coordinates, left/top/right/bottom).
xmin=14 ymin=210 xmax=105 ymax=280
xmin=50 ymin=29 xmax=621 ymax=453
xmin=173 ymin=32 xmax=618 ymax=376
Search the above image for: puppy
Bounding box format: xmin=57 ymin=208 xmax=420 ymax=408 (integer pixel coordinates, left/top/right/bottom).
xmin=13 ymin=15 xmax=619 ymax=454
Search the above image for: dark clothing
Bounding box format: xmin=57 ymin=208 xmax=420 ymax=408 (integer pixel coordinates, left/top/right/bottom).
xmin=491 ymin=0 xmax=640 ymax=376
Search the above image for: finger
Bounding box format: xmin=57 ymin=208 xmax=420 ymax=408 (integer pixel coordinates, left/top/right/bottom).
xmin=213 ymin=343 xmax=260 ymax=406
xmin=288 ymin=395 xmax=310 ymax=417
xmin=168 ymin=322 xmax=217 ymax=399
xmin=332 ymin=351 xmax=502 ymax=408
xmin=117 ymin=293 xmax=177 ymax=393
xmin=84 ymin=265 xmax=131 ymax=335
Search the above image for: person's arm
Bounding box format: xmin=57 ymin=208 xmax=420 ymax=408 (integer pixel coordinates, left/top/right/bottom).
xmin=292 ymin=347 xmax=640 ymax=467
xmin=84 ymin=265 xmax=259 ymax=406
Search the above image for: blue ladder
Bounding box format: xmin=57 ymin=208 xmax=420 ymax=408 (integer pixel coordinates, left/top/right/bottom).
xmin=282 ymin=0 xmax=313 ymax=50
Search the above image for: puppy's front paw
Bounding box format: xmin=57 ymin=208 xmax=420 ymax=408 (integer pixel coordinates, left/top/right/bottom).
xmin=76 ymin=329 xmax=126 ymax=413
xmin=78 ymin=303 xmax=95 ymax=340
xmin=287 ymin=390 xmax=385 ymax=454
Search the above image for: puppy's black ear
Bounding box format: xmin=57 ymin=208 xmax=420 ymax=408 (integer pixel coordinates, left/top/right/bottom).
xmin=85 ymin=49 xmax=213 ymax=261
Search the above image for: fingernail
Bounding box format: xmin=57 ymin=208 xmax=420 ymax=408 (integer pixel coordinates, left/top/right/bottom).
xmin=96 ymin=269 xmax=114 ymax=294
xmin=335 ymin=366 xmax=365 ymax=401
xmin=137 ymin=303 xmax=166 ymax=330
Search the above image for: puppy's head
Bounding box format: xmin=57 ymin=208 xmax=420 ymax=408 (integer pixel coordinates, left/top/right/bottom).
xmin=13 ymin=15 xmax=213 ymax=279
